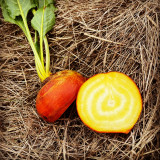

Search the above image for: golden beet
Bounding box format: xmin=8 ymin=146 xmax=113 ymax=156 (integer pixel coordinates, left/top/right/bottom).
xmin=36 ymin=70 xmax=86 ymax=123
xmin=76 ymin=72 xmax=142 ymax=134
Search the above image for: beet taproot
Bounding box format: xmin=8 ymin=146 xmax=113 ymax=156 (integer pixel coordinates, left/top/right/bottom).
xmin=76 ymin=72 xmax=142 ymax=134
xmin=36 ymin=70 xmax=86 ymax=122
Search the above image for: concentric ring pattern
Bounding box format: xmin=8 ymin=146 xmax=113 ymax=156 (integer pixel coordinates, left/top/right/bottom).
xmin=76 ymin=72 xmax=142 ymax=133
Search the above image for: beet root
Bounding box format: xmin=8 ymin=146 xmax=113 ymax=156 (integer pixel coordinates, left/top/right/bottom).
xmin=36 ymin=70 xmax=86 ymax=123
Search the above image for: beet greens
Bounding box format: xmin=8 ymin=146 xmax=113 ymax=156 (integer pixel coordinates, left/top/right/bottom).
xmin=0 ymin=0 xmax=56 ymax=81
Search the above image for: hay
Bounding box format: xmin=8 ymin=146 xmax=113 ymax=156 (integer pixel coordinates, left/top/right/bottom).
xmin=0 ymin=0 xmax=160 ymax=159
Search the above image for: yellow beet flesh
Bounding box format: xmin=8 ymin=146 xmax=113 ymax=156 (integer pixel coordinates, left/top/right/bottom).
xmin=76 ymin=72 xmax=142 ymax=134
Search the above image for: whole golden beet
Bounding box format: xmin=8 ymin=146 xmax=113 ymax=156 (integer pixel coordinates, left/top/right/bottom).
xmin=36 ymin=70 xmax=86 ymax=123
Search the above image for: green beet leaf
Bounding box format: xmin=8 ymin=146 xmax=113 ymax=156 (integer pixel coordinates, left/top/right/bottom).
xmin=32 ymin=0 xmax=55 ymax=9
xmin=0 ymin=0 xmax=56 ymax=81
xmin=5 ymin=0 xmax=36 ymax=19
xmin=0 ymin=1 xmax=16 ymax=24
xmin=31 ymin=4 xmax=55 ymax=38
xmin=0 ymin=1 xmax=27 ymax=35
xmin=38 ymin=0 xmax=54 ymax=8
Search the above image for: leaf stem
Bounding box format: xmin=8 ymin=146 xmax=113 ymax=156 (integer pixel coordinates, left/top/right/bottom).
xmin=17 ymin=0 xmax=47 ymax=81
xmin=34 ymin=30 xmax=40 ymax=55
xmin=36 ymin=63 xmax=46 ymax=81
xmin=44 ymin=35 xmax=50 ymax=76
xmin=34 ymin=30 xmax=38 ymax=43
xmin=40 ymin=7 xmax=45 ymax=66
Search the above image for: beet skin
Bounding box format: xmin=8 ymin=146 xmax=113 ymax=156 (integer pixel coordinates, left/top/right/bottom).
xmin=36 ymin=70 xmax=86 ymax=122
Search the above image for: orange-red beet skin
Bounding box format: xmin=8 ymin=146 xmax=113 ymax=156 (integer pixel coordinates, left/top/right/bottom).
xmin=36 ymin=70 xmax=86 ymax=123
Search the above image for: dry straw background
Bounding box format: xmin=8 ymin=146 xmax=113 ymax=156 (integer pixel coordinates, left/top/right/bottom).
xmin=0 ymin=0 xmax=160 ymax=159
